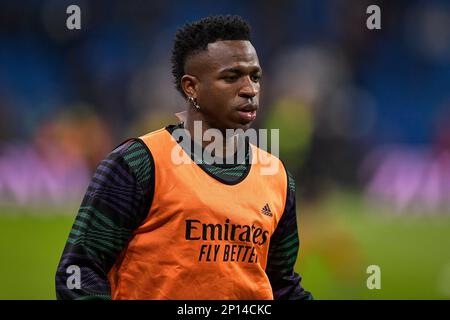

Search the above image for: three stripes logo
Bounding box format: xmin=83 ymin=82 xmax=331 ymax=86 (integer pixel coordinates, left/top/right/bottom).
xmin=261 ymin=203 xmax=273 ymax=217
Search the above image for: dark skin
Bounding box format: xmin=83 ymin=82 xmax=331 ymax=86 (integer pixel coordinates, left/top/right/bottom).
xmin=181 ymin=40 xmax=262 ymax=150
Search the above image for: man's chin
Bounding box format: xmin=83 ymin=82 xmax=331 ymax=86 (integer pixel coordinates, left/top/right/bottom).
xmin=213 ymin=119 xmax=253 ymax=133
xmin=229 ymin=120 xmax=253 ymax=131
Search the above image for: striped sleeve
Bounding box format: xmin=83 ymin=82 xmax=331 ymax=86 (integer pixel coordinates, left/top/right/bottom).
xmin=266 ymin=169 xmax=313 ymax=300
xmin=55 ymin=139 xmax=153 ymax=300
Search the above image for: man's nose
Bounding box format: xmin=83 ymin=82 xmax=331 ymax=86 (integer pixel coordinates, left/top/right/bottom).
xmin=238 ymin=77 xmax=258 ymax=99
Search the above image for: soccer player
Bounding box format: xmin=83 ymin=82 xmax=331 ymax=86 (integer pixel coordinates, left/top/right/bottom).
xmin=55 ymin=15 xmax=312 ymax=300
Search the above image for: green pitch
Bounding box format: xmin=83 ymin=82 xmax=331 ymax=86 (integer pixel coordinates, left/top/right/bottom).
xmin=296 ymin=192 xmax=450 ymax=300
xmin=0 ymin=205 xmax=75 ymax=300
xmin=1 ymin=193 xmax=450 ymax=300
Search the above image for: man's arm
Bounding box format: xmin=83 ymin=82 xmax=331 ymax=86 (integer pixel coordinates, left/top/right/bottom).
xmin=55 ymin=139 xmax=153 ymax=300
xmin=266 ymin=170 xmax=313 ymax=300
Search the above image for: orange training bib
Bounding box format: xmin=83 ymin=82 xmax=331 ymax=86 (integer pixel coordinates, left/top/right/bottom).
xmin=108 ymin=128 xmax=287 ymax=299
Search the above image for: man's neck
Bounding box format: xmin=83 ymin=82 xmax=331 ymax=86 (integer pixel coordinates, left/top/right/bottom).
xmin=184 ymin=108 xmax=239 ymax=159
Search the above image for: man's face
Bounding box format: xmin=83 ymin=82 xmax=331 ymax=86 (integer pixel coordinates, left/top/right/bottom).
xmin=184 ymin=40 xmax=262 ymax=131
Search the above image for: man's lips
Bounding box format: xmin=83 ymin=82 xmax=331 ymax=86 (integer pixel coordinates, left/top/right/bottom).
xmin=237 ymin=110 xmax=257 ymax=122
xmin=236 ymin=103 xmax=257 ymax=112
xmin=236 ymin=103 xmax=258 ymax=122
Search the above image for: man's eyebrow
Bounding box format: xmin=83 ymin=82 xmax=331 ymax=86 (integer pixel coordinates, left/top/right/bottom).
xmin=219 ymin=66 xmax=262 ymax=74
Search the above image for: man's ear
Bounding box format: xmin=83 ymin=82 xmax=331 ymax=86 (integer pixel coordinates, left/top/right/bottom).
xmin=181 ymin=74 xmax=199 ymax=98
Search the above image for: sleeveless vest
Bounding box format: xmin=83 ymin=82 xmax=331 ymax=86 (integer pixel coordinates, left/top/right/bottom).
xmin=108 ymin=128 xmax=287 ymax=299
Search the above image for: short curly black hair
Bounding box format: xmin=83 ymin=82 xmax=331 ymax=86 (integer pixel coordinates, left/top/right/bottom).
xmin=171 ymin=15 xmax=252 ymax=98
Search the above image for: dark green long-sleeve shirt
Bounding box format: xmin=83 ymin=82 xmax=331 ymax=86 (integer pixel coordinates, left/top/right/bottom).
xmin=55 ymin=124 xmax=312 ymax=300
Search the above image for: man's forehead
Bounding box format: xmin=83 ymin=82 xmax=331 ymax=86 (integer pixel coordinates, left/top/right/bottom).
xmin=206 ymin=40 xmax=259 ymax=68
xmin=207 ymin=40 xmax=256 ymax=58
xmin=186 ymin=40 xmax=260 ymax=73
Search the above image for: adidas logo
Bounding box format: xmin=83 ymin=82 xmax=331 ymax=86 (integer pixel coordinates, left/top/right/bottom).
xmin=261 ymin=203 xmax=273 ymax=217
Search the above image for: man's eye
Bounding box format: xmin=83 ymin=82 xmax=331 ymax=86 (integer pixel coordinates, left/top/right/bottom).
xmin=251 ymin=75 xmax=261 ymax=82
xmin=224 ymin=76 xmax=238 ymax=82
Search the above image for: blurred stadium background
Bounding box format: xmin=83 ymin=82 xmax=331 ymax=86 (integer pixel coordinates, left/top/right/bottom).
xmin=1 ymin=0 xmax=450 ymax=299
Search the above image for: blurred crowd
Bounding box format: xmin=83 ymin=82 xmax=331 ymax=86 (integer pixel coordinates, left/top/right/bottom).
xmin=0 ymin=0 xmax=450 ymax=212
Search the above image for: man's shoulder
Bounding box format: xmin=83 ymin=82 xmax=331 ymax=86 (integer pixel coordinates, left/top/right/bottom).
xmin=111 ymin=138 xmax=147 ymax=158
xmin=137 ymin=125 xmax=183 ymax=150
xmin=108 ymin=138 xmax=152 ymax=170
xmin=139 ymin=127 xmax=169 ymax=140
xmin=249 ymin=143 xmax=285 ymax=169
